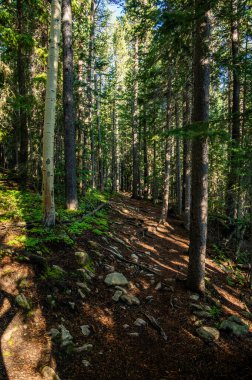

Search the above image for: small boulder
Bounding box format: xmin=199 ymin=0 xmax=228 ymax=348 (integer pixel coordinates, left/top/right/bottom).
xmin=121 ymin=294 xmax=140 ymax=306
xmin=82 ymin=359 xmax=91 ymax=367
xmin=75 ymin=251 xmax=89 ymax=266
xmin=197 ymin=326 xmax=220 ymax=341
xmin=80 ymin=325 xmax=91 ymax=337
xmin=76 ymin=282 xmax=91 ymax=293
xmin=112 ymin=290 xmax=123 ymax=302
xmin=131 ymin=254 xmax=139 ymax=263
xmin=134 ymin=318 xmax=147 ymax=327
xmin=74 ymin=344 xmax=93 ymax=353
xmin=155 ymin=282 xmax=162 ymax=290
xmin=190 ymin=293 xmax=200 ymax=301
xmin=220 ymin=316 xmax=249 ymax=336
xmin=127 ymin=332 xmax=139 ymax=337
xmin=104 ymin=272 xmax=128 ymax=286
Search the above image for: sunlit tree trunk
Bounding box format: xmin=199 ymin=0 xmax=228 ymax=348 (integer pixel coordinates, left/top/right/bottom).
xmin=95 ymin=73 xmax=104 ymax=192
xmin=63 ymin=0 xmax=78 ymax=210
xmin=187 ymin=1 xmax=210 ymax=293
xmin=42 ymin=0 xmax=62 ymax=227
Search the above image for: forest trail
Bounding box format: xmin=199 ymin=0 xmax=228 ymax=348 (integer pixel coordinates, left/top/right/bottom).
xmin=1 ymin=193 xmax=252 ymax=380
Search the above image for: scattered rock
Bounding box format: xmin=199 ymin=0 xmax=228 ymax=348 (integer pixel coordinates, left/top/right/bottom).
xmin=52 ymin=265 xmax=66 ymax=276
xmin=104 ymin=264 xmax=115 ymax=272
xmin=220 ymin=315 xmax=249 ymax=336
xmin=112 ymin=290 xmax=123 ymax=302
xmin=114 ymin=286 xmax=128 ymax=294
xmin=127 ymin=332 xmax=139 ymax=337
xmin=74 ymin=344 xmax=93 ymax=353
xmin=197 ymin=326 xmax=220 ymax=341
xmin=48 ymin=328 xmax=60 ymax=340
xmin=76 ymin=282 xmax=91 ymax=293
xmin=134 ymin=318 xmax=147 ymax=327
xmin=41 ymin=366 xmax=61 ymax=380
xmin=123 ymin=324 xmax=130 ymax=329
xmin=69 ymin=302 xmax=75 ymax=310
xmin=82 ymin=359 xmax=91 ymax=367
xmin=190 ymin=293 xmax=200 ymax=301
xmin=131 ymin=254 xmax=139 ymax=263
xmin=104 ymin=272 xmax=128 ymax=286
xmin=121 ymin=294 xmax=140 ymax=306
xmin=15 ymin=294 xmax=31 ymax=310
xmin=46 ymin=295 xmax=56 ymax=308
xmin=58 ymin=324 xmax=74 ymax=351
xmin=193 ymin=311 xmax=212 ymax=319
xmin=155 ymin=282 xmax=162 ymax=290
xmin=77 ymin=269 xmax=92 ymax=282
xmin=78 ymin=289 xmax=86 ymax=299
xmin=80 ymin=325 xmax=91 ymax=337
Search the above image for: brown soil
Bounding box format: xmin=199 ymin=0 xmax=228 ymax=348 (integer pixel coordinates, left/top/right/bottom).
xmin=1 ymin=193 xmax=252 ymax=380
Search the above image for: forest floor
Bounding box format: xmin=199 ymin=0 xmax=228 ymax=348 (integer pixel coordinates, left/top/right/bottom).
xmin=1 ymin=182 xmax=252 ymax=379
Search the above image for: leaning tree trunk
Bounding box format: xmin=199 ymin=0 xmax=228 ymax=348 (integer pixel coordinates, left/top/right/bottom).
xmin=160 ymin=79 xmax=172 ymax=223
xmin=42 ymin=0 xmax=62 ymax=227
xmin=187 ymin=1 xmax=210 ymax=293
xmin=63 ymin=0 xmax=78 ymax=210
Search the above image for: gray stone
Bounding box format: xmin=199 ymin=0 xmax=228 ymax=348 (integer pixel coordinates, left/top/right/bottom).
xmin=82 ymin=360 xmax=91 ymax=367
xmin=190 ymin=293 xmax=200 ymax=301
xmin=52 ymin=265 xmax=66 ymax=275
xmin=131 ymin=254 xmax=139 ymax=263
xmin=74 ymin=344 xmax=93 ymax=353
xmin=134 ymin=318 xmax=147 ymax=327
xmin=41 ymin=366 xmax=61 ymax=380
xmin=80 ymin=325 xmax=90 ymax=336
xmin=220 ymin=316 xmax=249 ymax=336
xmin=15 ymin=294 xmax=31 ymax=310
xmin=104 ymin=272 xmax=128 ymax=286
xmin=197 ymin=326 xmax=220 ymax=341
xmin=121 ymin=294 xmax=140 ymax=306
xmin=123 ymin=324 xmax=130 ymax=329
xmin=112 ymin=290 xmax=123 ymax=302
xmin=114 ymin=286 xmax=128 ymax=294
xmin=69 ymin=302 xmax=75 ymax=310
xmin=76 ymin=282 xmax=91 ymax=293
xmin=127 ymin=332 xmax=139 ymax=337
xmin=155 ymin=282 xmax=162 ymax=290
xmin=75 ymin=251 xmax=89 ymax=266
xmin=77 ymin=269 xmax=92 ymax=282
xmin=58 ymin=324 xmax=73 ymax=350
xmin=78 ymin=289 xmax=85 ymax=299
xmin=48 ymin=328 xmax=60 ymax=340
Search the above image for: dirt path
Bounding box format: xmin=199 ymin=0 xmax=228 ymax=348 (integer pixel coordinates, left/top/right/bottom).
xmin=1 ymin=193 xmax=252 ymax=380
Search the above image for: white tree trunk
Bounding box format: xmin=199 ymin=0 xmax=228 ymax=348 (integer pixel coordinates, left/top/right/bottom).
xmin=42 ymin=0 xmax=62 ymax=227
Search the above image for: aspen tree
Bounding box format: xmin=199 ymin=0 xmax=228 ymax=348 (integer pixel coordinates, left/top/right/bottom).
xmin=42 ymin=0 xmax=62 ymax=226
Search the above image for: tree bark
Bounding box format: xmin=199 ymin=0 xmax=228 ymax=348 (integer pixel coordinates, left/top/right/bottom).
xmin=182 ymin=85 xmax=192 ymax=231
xmin=187 ymin=1 xmax=210 ymax=293
xmin=175 ymin=101 xmax=182 ymax=215
xmin=62 ymin=0 xmax=78 ymax=210
xmin=226 ymin=0 xmax=240 ymax=220
xmin=132 ymin=37 xmax=140 ymax=199
xmin=17 ymin=0 xmax=28 ymax=181
xmin=160 ymin=80 xmax=172 ymax=223
xmin=42 ymin=0 xmax=62 ymax=227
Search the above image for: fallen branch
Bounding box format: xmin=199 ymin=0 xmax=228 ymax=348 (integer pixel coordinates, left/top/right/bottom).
xmin=144 ymin=313 xmax=168 ymax=341
xmin=60 ymin=202 xmax=109 ymax=224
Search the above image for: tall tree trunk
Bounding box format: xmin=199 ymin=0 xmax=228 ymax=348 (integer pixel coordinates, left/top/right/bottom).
xmin=187 ymin=1 xmax=210 ymax=293
xmin=226 ymin=0 xmax=240 ymax=220
xmin=143 ymin=104 xmax=149 ymax=199
xmin=17 ymin=0 xmax=28 ymax=181
xmin=160 ymin=80 xmax=172 ymax=223
xmin=96 ymin=73 xmax=104 ymax=192
xmin=132 ymin=37 xmax=140 ymax=199
xmin=42 ymin=0 xmax=62 ymax=227
xmin=182 ymin=85 xmax=192 ymax=231
xmin=175 ymin=101 xmax=182 ymax=215
xmin=112 ymin=100 xmax=120 ymax=192
xmin=87 ymin=0 xmax=95 ymax=189
xmin=62 ymin=0 xmax=78 ymax=209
